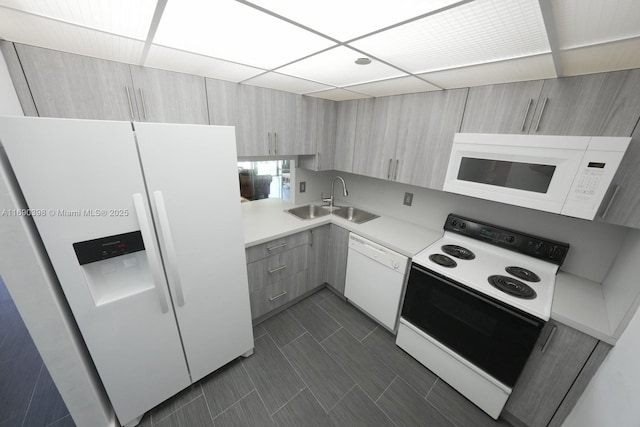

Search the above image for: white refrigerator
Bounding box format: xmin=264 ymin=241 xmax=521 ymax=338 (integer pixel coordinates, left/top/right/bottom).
xmin=0 ymin=116 xmax=253 ymax=426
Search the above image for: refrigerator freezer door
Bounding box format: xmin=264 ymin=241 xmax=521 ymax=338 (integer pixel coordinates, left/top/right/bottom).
xmin=0 ymin=117 xmax=190 ymax=425
xmin=135 ymin=122 xmax=253 ymax=382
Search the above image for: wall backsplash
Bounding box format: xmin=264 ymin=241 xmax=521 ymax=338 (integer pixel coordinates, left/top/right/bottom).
xmin=298 ymin=168 xmax=629 ymax=284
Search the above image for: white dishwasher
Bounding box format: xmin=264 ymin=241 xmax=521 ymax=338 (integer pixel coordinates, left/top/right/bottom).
xmin=344 ymin=233 xmax=409 ymax=331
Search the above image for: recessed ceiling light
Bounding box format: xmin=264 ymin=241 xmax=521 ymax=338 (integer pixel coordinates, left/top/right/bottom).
xmin=355 ymin=57 xmax=372 ymax=65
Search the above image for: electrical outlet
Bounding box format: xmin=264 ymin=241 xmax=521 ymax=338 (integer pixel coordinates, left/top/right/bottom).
xmin=299 ymin=181 xmax=306 ymax=193
xmin=403 ymin=192 xmax=413 ymax=206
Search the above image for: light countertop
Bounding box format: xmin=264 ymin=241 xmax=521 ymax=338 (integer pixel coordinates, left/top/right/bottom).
xmin=241 ymin=198 xmax=617 ymax=344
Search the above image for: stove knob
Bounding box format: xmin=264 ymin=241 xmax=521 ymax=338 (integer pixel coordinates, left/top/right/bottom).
xmin=451 ymin=219 xmax=458 ymax=227
xmin=459 ymin=222 xmax=466 ymax=229
xmin=506 ymin=235 xmax=515 ymax=243
xmin=392 ymin=261 xmax=400 ymax=269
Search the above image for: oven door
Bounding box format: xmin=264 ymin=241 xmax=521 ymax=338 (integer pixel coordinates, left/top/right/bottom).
xmin=443 ymin=133 xmax=588 ymax=214
xmin=401 ymin=263 xmax=545 ymax=388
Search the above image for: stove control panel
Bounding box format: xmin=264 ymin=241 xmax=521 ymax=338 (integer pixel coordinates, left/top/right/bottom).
xmin=445 ymin=214 xmax=570 ymax=265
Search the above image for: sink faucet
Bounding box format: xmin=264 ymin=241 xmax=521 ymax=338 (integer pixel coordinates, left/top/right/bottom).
xmin=322 ymin=176 xmax=349 ymax=209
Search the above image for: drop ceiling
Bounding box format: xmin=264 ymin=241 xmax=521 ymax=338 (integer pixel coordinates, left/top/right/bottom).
xmin=0 ymin=0 xmax=639 ymax=101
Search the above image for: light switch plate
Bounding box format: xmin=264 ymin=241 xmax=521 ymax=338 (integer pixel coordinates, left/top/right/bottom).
xmin=300 ymin=181 xmax=306 ymax=193
xmin=403 ymin=192 xmax=413 ymax=206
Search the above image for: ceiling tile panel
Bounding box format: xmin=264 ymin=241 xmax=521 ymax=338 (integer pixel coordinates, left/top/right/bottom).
xmin=153 ymin=0 xmax=335 ymax=70
xmin=246 ymin=0 xmax=464 ymax=42
xmin=552 ymin=0 xmax=640 ymax=49
xmin=560 ymin=39 xmax=640 ymax=76
xmin=278 ymin=46 xmax=406 ymax=87
xmin=350 ymin=0 xmax=550 ymax=74
xmin=344 ymin=76 xmax=440 ymax=97
xmin=418 ymin=54 xmax=555 ymax=89
xmin=243 ymin=72 xmax=332 ymax=94
xmin=0 ymin=0 xmax=156 ymax=40
xmin=0 ymin=8 xmax=144 ymax=64
xmin=305 ymin=88 xmax=371 ymax=101
xmin=145 ymin=45 xmax=265 ymax=82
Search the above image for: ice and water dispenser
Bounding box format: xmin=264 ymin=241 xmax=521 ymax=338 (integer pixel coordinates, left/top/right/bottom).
xmin=73 ymin=231 xmax=155 ymax=306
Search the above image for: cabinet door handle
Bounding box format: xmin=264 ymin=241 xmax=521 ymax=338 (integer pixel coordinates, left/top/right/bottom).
xmin=274 ymin=132 xmax=278 ymax=154
xmin=310 ymin=229 xmax=314 ymax=247
xmin=267 ymin=242 xmax=287 ymax=251
xmin=139 ymin=88 xmax=148 ymax=120
xmin=394 ymin=159 xmax=399 ymax=180
xmin=316 ymin=152 xmax=320 ymax=171
xmin=387 ymin=158 xmax=393 ymax=179
xmin=132 ymin=193 xmax=169 ymax=313
xmin=534 ymin=97 xmax=548 ymax=132
xmin=125 ymin=86 xmax=135 ymax=120
xmin=600 ymin=184 xmax=621 ymax=219
xmin=269 ymin=291 xmax=287 ymax=301
xmin=520 ymin=98 xmax=532 ymax=131
xmin=268 ymin=265 xmax=287 ymax=274
xmin=267 ymin=132 xmax=271 ymax=154
xmin=541 ymin=324 xmax=557 ymax=353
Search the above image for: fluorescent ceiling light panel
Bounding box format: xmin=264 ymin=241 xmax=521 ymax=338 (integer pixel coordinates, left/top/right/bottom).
xmin=145 ymin=45 xmax=265 ymax=82
xmin=351 ymin=0 xmax=550 ymax=74
xmin=418 ymin=54 xmax=555 ymax=89
xmin=278 ymin=46 xmax=405 ymax=87
xmin=243 ymin=72 xmax=332 ymax=94
xmin=305 ymin=88 xmax=371 ymax=101
xmin=153 ymin=0 xmax=335 ymax=70
xmin=560 ymin=39 xmax=640 ymax=76
xmin=246 ymin=0 xmax=464 ymax=42
xmin=0 ymin=8 xmax=144 ymax=64
xmin=0 ymin=0 xmax=156 ymax=40
xmin=345 ymin=76 xmax=440 ymax=97
xmin=552 ymin=0 xmax=640 ymax=49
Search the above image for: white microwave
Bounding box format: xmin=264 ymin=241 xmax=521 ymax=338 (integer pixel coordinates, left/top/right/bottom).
xmin=443 ymin=133 xmax=631 ymax=220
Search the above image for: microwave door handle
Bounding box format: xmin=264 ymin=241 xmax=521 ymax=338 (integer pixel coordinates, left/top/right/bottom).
xmin=520 ymin=98 xmax=533 ymax=131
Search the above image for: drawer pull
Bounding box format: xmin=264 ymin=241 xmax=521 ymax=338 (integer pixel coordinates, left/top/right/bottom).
xmin=269 ymin=291 xmax=288 ymax=301
xmin=268 ymin=265 xmax=287 ymax=274
xmin=267 ymin=243 xmax=287 ymax=251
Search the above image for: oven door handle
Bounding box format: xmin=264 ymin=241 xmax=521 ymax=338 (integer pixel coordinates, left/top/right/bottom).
xmin=409 ymin=263 xmax=545 ymax=328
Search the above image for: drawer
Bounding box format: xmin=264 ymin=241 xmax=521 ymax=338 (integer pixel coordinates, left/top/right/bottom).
xmin=247 ymin=245 xmax=308 ymax=291
xmin=249 ymin=270 xmax=307 ymax=319
xmin=246 ymin=231 xmax=310 ymax=263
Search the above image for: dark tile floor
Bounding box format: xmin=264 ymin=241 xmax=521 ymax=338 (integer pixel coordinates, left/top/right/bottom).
xmin=138 ymin=287 xmax=511 ymax=427
xmin=0 ymin=277 xmax=74 ymax=427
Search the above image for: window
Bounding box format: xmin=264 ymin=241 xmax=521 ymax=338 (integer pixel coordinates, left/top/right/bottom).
xmin=237 ymin=160 xmax=291 ymax=202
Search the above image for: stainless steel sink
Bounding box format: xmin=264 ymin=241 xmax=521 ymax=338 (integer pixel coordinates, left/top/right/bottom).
xmin=332 ymin=206 xmax=379 ymax=224
xmin=287 ymin=204 xmax=331 ymax=220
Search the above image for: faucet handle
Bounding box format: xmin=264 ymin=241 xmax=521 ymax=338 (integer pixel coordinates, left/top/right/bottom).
xmin=320 ymin=193 xmax=332 ymax=206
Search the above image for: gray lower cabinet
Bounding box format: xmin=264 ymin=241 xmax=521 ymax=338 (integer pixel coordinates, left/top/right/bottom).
xmin=503 ymin=321 xmax=606 ymax=427
xmin=334 ymin=100 xmax=359 ymax=172
xmin=300 ymin=97 xmax=337 ymax=171
xmin=15 ymin=44 xmax=137 ymax=120
xmin=597 ymin=121 xmax=640 ymax=228
xmin=461 ymin=80 xmax=544 ymax=134
xmin=236 ymin=85 xmax=302 ymax=156
xmin=129 ymin=66 xmax=209 ymax=124
xmin=326 ymin=225 xmax=350 ymax=295
xmin=307 ymin=225 xmax=330 ymax=290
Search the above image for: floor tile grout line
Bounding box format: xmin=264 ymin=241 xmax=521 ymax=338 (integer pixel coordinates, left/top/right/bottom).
xmin=210 ymin=388 xmax=257 ymax=421
xmin=20 ymin=361 xmax=44 ymax=427
xmin=151 ymin=385 xmax=204 ymax=425
xmin=318 ymin=295 xmax=379 ymax=343
xmin=318 ymin=325 xmax=343 ymax=345
xmin=200 ymin=384 xmax=216 ymax=424
xmin=238 ymin=348 xmax=277 ymax=424
xmin=359 ymin=325 xmax=379 ymax=343
xmin=45 ymin=413 xmax=71 ymax=427
xmin=424 ymin=377 xmax=439 ymax=399
xmin=326 ymin=383 xmax=357 ymax=413
xmin=374 ymin=375 xmax=399 ymax=403
xmin=427 ymin=399 xmax=460 ymax=427
xmin=268 ymin=386 xmax=306 ymax=417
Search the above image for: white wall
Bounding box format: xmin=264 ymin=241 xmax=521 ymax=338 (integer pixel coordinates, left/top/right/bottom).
xmin=563 ymin=301 xmax=640 ymax=427
xmin=0 ymin=50 xmax=115 ymax=426
xmin=305 ymin=170 xmax=628 ymax=283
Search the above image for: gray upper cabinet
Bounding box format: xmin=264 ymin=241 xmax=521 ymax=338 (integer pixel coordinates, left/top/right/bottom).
xmin=461 ymin=80 xmax=544 ymax=134
xmin=300 ymin=97 xmax=337 ymax=171
xmin=597 ymin=121 xmax=640 ymax=229
xmin=0 ymin=42 xmax=38 ymax=116
xmin=504 ymin=321 xmax=598 ymax=427
xmin=334 ymin=99 xmax=359 ymax=173
xmin=395 ymin=89 xmax=468 ymax=189
xmin=352 ymin=96 xmax=402 ymax=180
xmin=532 ymin=69 xmax=640 ymax=136
xmin=307 ymin=225 xmax=330 ymax=291
xmin=16 ymin=44 xmax=137 ymax=121
xmin=237 ymin=85 xmax=301 ymax=156
xmin=206 ymin=78 xmax=239 ymax=127
xmin=129 ymin=66 xmax=209 ymax=125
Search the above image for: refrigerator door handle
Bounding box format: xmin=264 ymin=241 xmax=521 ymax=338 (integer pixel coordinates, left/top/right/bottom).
xmin=152 ymin=191 xmax=185 ymax=307
xmin=132 ymin=193 xmax=170 ymax=313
